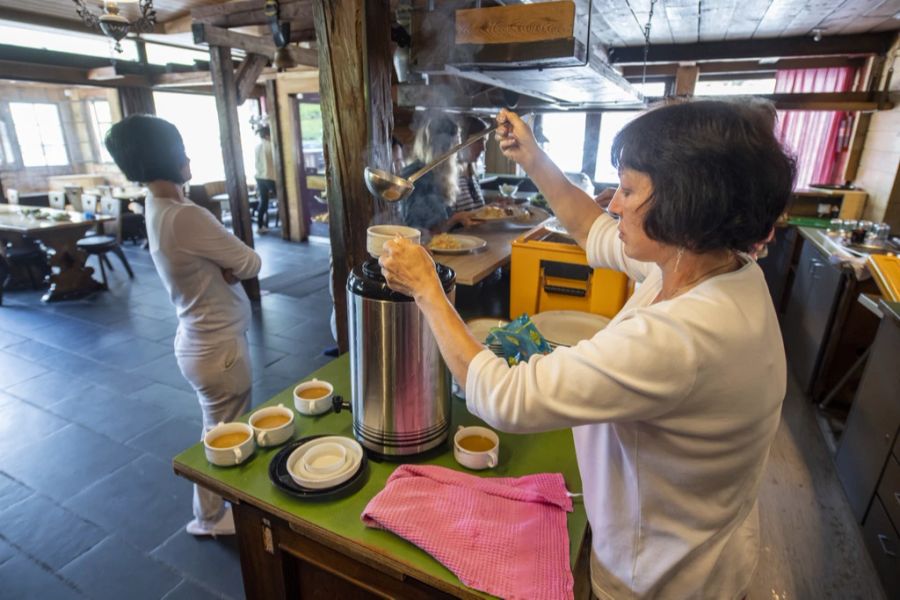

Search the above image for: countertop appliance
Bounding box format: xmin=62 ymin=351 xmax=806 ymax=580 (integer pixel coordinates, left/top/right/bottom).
xmin=347 ymin=258 xmax=456 ymax=457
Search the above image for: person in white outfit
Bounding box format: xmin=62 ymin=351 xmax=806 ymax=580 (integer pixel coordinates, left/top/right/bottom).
xmin=378 ymin=101 xmax=796 ymax=599
xmin=106 ymin=115 xmax=261 ymax=537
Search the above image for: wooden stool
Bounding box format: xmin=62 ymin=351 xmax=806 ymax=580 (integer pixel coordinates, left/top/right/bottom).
xmin=76 ymin=235 xmax=134 ymax=288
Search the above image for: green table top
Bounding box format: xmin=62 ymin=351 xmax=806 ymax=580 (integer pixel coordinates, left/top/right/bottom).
xmin=174 ymin=355 xmax=588 ymax=595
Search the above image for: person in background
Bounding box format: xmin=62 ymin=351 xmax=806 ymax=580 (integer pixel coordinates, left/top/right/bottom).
xmin=452 ymin=116 xmax=489 ymax=213
xmin=401 ymin=115 xmax=481 ymax=233
xmin=106 ymin=115 xmax=261 ymax=537
xmin=254 ymin=126 xmax=276 ymax=234
xmin=391 ymin=136 xmax=406 ymax=174
xmin=379 ymin=100 xmax=796 ymax=598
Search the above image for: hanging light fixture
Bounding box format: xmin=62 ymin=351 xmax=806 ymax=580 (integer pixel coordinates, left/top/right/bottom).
xmin=72 ymin=0 xmax=157 ymax=53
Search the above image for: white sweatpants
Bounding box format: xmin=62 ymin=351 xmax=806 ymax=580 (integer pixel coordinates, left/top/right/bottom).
xmin=175 ymin=329 xmax=252 ymax=525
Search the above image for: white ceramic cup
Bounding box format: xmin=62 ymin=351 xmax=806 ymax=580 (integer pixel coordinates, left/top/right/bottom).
xmin=293 ymin=379 xmax=334 ymax=416
xmin=301 ymin=442 xmax=348 ymax=475
xmin=453 ymin=425 xmax=500 ymax=470
xmin=204 ymin=422 xmax=255 ymax=466
xmin=248 ymin=404 xmax=295 ymax=447
xmin=366 ymin=225 xmax=421 ymax=258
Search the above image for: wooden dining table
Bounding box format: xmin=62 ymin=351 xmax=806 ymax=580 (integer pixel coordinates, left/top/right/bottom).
xmin=0 ymin=205 xmax=113 ymax=302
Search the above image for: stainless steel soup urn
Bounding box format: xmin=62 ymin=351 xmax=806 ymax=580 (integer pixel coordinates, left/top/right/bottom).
xmin=347 ymin=258 xmax=455 ymax=457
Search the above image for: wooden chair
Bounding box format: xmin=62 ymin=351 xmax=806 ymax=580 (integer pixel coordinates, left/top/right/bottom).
xmin=76 ymin=233 xmax=134 ymax=288
xmin=81 ymin=193 xmax=99 ymax=215
xmin=48 ymin=191 xmax=66 ymax=210
xmin=64 ymin=186 xmax=83 ymax=212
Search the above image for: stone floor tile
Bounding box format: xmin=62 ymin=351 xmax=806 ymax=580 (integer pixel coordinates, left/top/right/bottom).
xmin=5 ymin=370 xmax=94 ymax=408
xmin=0 ymin=554 xmax=84 ymax=600
xmin=0 ymin=397 xmax=69 ymax=457
xmin=47 ymin=386 xmax=169 ymax=444
xmin=0 ymin=349 xmax=47 ymax=388
xmin=151 ymin=529 xmax=244 ymax=600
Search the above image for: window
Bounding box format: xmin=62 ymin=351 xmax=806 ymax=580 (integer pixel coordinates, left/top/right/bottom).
xmin=0 ymin=20 xmax=138 ymax=61
xmin=9 ymin=102 xmax=69 ymax=167
xmin=299 ymin=102 xmax=325 ymax=174
xmin=541 ymin=112 xmax=586 ymax=174
xmin=593 ymin=111 xmax=641 ymax=183
xmin=145 ymin=44 xmax=210 ymax=67
xmin=88 ymin=100 xmax=114 ymax=163
xmin=0 ymin=121 xmax=14 ymax=165
xmin=694 ymin=78 xmax=776 ymax=96
xmin=153 ymin=91 xmax=259 ymax=184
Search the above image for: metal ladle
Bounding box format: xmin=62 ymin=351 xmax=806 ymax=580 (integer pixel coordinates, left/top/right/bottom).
xmin=364 ymin=121 xmax=503 ymax=204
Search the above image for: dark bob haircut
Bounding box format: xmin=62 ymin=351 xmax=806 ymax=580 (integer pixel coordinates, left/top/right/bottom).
xmin=611 ymin=100 xmax=796 ymax=254
xmin=105 ymin=115 xmax=189 ymax=185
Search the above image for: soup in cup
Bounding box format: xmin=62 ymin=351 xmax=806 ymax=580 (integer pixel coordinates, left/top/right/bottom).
xmin=204 ymin=422 xmax=255 ymax=466
xmin=249 ymin=404 xmax=295 ymax=447
xmin=453 ymin=425 xmax=499 ymax=470
xmin=293 ymin=379 xmax=334 ymax=416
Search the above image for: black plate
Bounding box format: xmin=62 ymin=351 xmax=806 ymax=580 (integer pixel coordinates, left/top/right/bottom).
xmin=268 ymin=435 xmax=369 ymax=501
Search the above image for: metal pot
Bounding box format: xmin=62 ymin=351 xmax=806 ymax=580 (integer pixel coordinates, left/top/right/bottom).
xmin=347 ymin=258 xmax=455 ymax=457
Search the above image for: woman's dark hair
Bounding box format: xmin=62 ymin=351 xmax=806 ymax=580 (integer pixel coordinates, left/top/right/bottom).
xmin=105 ymin=115 xmax=189 ymax=184
xmin=611 ymin=99 xmax=796 ymax=253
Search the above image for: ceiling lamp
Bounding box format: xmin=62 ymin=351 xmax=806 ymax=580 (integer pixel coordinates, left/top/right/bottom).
xmin=73 ymin=0 xmax=157 ymax=53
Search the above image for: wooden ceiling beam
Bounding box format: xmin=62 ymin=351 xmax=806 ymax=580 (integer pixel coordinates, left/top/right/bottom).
xmin=193 ymin=22 xmax=317 ymax=67
xmin=193 ymin=22 xmax=276 ymax=56
xmin=0 ymin=59 xmax=147 ymax=88
xmin=608 ymin=33 xmax=897 ymax=64
xmin=192 ymin=0 xmax=313 ymax=29
xmin=619 ymin=56 xmax=865 ymax=79
xmin=235 ymin=53 xmax=269 ymax=104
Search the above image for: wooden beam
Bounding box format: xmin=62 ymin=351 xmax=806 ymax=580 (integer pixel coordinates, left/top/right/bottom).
xmin=608 ymin=33 xmax=897 ymax=64
xmin=455 ymin=1 xmax=575 ymax=45
xmin=162 ymin=12 xmax=194 ymax=34
xmin=193 ymin=0 xmax=313 ymax=29
xmin=193 ymin=22 xmax=276 ymax=56
xmin=152 ymin=70 xmax=214 ymax=87
xmin=286 ymin=46 xmax=318 ymax=68
xmin=236 ymin=54 xmax=269 ymax=104
xmin=762 ymin=92 xmax=893 ymax=111
xmin=619 ymin=57 xmax=866 ymax=79
xmin=674 ymin=65 xmax=699 ymax=96
xmin=265 ymin=80 xmax=290 ymax=241
xmin=313 ymin=0 xmax=394 ymax=352
xmin=581 ymin=112 xmax=601 ymax=177
xmin=209 ymin=45 xmax=260 ymax=301
xmin=0 ymin=59 xmax=147 ymax=88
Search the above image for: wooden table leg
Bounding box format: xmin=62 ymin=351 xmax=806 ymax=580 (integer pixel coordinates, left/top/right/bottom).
xmin=36 ymin=227 xmax=103 ymax=302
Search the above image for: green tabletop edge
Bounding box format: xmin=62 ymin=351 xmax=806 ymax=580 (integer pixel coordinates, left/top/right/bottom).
xmin=173 ymin=354 xmax=588 ymax=595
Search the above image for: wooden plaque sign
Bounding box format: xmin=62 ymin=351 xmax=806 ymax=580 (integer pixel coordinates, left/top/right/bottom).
xmin=455 ymin=1 xmax=575 ymax=45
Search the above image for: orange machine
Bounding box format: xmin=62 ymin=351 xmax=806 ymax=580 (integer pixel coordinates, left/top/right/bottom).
xmin=510 ymin=226 xmax=631 ymax=319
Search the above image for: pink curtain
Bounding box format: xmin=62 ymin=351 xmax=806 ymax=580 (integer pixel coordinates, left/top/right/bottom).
xmin=774 ymin=67 xmax=856 ymax=188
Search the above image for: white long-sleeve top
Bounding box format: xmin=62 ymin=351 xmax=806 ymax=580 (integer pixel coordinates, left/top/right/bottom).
xmin=465 ymin=214 xmax=785 ymax=599
xmin=146 ymin=194 xmax=261 ymax=344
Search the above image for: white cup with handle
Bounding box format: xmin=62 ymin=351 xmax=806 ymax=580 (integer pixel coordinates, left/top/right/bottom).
xmin=453 ymin=425 xmax=500 ymax=470
xmin=204 ymin=422 xmax=255 ymax=466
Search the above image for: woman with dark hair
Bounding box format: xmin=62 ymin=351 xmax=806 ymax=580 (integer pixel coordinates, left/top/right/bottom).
xmin=379 ymin=100 xmax=795 ymax=598
xmin=401 ymin=115 xmax=481 ymax=233
xmin=106 ymin=115 xmax=261 ymax=537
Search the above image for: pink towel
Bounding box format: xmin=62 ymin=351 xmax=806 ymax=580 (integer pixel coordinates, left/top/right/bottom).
xmin=361 ymin=465 xmax=574 ymax=600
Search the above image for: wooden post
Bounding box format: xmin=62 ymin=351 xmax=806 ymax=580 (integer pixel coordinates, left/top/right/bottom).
xmin=209 ymin=44 xmax=261 ymax=301
xmin=313 ymin=0 xmax=394 ymax=351
xmin=674 ymin=65 xmax=699 ymax=97
xmin=265 ymin=80 xmax=290 ymax=240
xmin=581 ymin=112 xmax=602 ymax=179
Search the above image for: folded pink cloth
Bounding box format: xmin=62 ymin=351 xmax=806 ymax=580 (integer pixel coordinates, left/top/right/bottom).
xmin=361 ymin=464 xmax=574 ymax=600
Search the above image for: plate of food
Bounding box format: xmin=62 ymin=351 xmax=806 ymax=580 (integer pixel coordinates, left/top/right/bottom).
xmin=472 ymin=204 xmax=526 ymax=222
xmin=427 ymin=233 xmax=488 ymax=255
xmin=507 ymin=205 xmax=551 ymax=228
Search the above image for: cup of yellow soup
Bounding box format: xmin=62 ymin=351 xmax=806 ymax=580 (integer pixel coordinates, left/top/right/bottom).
xmin=248 ymin=404 xmax=295 ymax=447
xmin=204 ymin=422 xmax=256 ymax=466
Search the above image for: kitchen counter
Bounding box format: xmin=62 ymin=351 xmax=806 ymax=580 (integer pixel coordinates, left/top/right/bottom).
xmin=173 ymin=355 xmax=590 ymax=599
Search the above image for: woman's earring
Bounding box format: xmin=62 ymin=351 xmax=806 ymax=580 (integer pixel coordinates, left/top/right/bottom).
xmin=674 ymin=247 xmax=684 ymax=272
